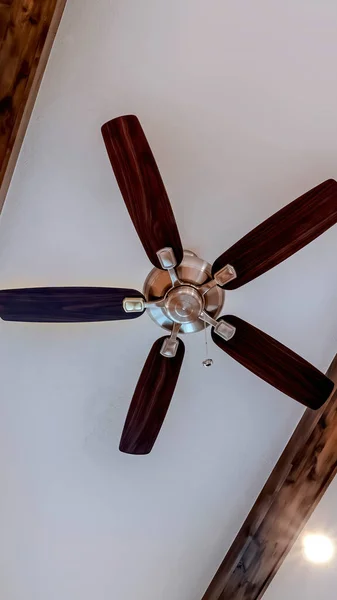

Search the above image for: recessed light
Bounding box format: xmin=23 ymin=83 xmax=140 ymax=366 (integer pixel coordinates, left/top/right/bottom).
xmin=303 ymin=534 xmax=334 ymax=564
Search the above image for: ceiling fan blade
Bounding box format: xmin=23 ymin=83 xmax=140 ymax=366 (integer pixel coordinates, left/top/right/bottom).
xmin=0 ymin=287 xmax=145 ymax=323
xmin=211 ymin=316 xmax=334 ymax=409
xmin=212 ymin=179 xmax=337 ymax=289
xmin=119 ymin=336 xmax=185 ymax=455
xmin=101 ymin=115 xmax=183 ymax=269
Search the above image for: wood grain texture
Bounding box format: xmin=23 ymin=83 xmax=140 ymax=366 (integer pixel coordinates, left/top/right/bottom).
xmin=119 ymin=336 xmax=185 ymax=454
xmin=202 ymin=354 xmax=337 ymax=600
xmin=0 ymin=1 xmax=13 ymax=40
xmin=0 ymin=287 xmax=145 ymax=322
xmin=212 ymin=179 xmax=337 ymax=289
xmin=101 ymin=115 xmax=183 ymax=269
xmin=0 ymin=0 xmax=66 ymax=209
xmin=211 ymin=316 xmax=334 ymax=409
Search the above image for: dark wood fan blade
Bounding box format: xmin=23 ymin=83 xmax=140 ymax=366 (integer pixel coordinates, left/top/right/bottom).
xmin=211 ymin=316 xmax=334 ymax=409
xmin=212 ymin=179 xmax=337 ymax=289
xmin=0 ymin=287 xmax=145 ymax=322
xmin=101 ymin=115 xmax=183 ymax=269
xmin=119 ymin=336 xmax=185 ymax=454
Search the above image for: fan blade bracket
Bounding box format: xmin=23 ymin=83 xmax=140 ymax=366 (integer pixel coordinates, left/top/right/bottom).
xmin=123 ymin=297 xmax=145 ymax=313
xmin=198 ymin=264 xmax=236 ymax=296
xmin=198 ymin=279 xmax=219 ymax=297
xmin=161 ymin=338 xmax=179 ymax=358
xmin=156 ymin=247 xmax=177 ymax=269
xmin=213 ymin=264 xmax=237 ymax=288
xmin=156 ymin=247 xmax=181 ymax=287
xmin=160 ymin=322 xmax=180 ymax=358
xmin=199 ymin=311 xmax=236 ymax=341
xmin=214 ymin=320 xmax=237 ymax=341
xmin=123 ymin=297 xmax=167 ymax=313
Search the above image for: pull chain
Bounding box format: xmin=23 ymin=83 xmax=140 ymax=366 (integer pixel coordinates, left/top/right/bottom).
xmin=202 ymin=321 xmax=213 ymax=367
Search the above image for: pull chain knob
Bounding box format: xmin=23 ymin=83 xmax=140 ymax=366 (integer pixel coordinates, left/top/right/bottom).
xmin=202 ymin=321 xmax=213 ymax=367
xmin=203 ymin=358 xmax=213 ymax=368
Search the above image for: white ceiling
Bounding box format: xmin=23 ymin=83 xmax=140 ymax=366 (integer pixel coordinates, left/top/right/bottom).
xmin=1 ymin=1 xmax=337 ymax=599
xmin=264 ymin=475 xmax=337 ymax=600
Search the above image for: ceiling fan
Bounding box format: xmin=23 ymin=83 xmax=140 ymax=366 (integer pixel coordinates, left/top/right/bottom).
xmin=0 ymin=115 xmax=336 ymax=455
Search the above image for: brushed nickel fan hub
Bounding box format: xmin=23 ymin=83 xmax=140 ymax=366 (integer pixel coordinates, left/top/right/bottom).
xmin=164 ymin=285 xmax=204 ymax=324
xmin=143 ymin=250 xmax=224 ymax=333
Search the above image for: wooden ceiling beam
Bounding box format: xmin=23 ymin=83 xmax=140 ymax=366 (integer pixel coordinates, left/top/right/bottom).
xmin=202 ymin=354 xmax=337 ymax=600
xmin=0 ymin=0 xmax=67 ymax=210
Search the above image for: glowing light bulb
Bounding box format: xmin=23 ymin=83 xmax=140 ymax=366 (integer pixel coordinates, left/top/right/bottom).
xmin=303 ymin=534 xmax=334 ymax=564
